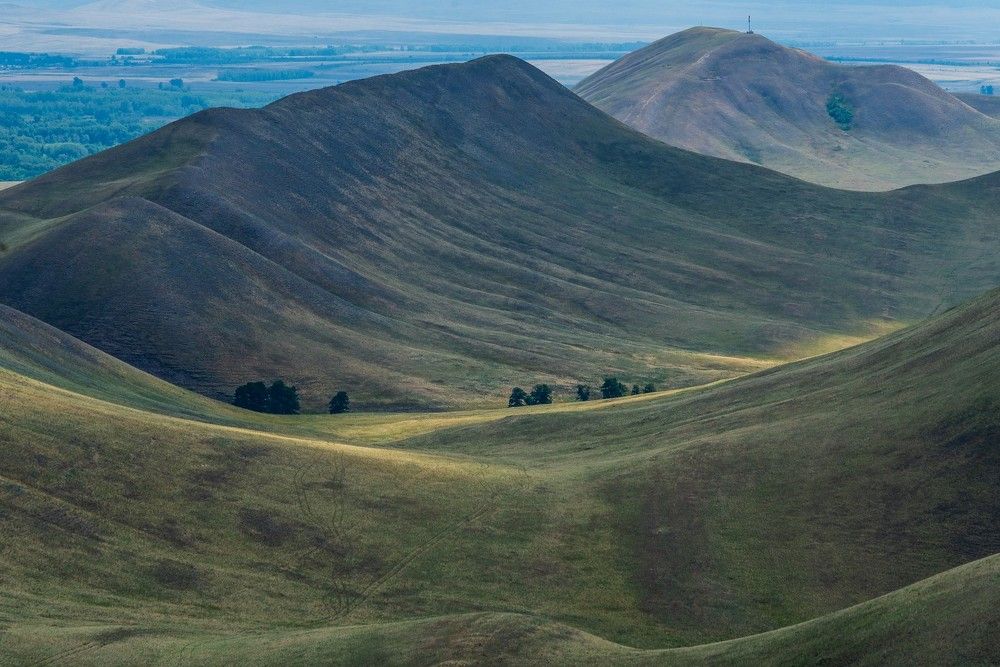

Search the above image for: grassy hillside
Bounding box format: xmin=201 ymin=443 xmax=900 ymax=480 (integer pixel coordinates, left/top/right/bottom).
xmin=576 ymin=28 xmax=1000 ymax=190
xmin=0 ymin=284 xmax=997 ymax=663
xmin=673 ymin=553 xmax=1000 ymax=665
xmin=0 ymin=56 xmax=998 ymax=409
xmin=7 ymin=554 xmax=996 ymax=664
xmin=397 ymin=285 xmax=1000 ymax=642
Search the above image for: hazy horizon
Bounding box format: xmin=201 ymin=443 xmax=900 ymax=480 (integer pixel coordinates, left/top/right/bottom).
xmin=7 ymin=0 xmax=1000 ymax=52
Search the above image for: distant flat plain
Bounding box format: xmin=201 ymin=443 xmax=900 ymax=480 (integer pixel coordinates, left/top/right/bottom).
xmin=1 ymin=40 xmax=999 ymax=92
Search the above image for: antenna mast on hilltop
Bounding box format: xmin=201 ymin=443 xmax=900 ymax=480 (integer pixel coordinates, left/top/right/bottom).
xmin=747 ymin=15 xmax=754 ymax=34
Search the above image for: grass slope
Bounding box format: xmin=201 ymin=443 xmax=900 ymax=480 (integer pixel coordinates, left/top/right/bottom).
xmin=576 ymin=28 xmax=1000 ymax=190
xmin=393 ymin=286 xmax=1000 ymax=644
xmin=0 ymin=56 xmax=998 ymax=409
xmin=7 ymin=554 xmax=996 ymax=665
xmin=0 ymin=285 xmax=997 ymax=663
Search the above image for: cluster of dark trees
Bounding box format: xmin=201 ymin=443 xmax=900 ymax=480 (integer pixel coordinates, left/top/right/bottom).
xmin=981 ymin=85 xmax=995 ymax=96
xmin=508 ymin=384 xmax=552 ymax=407
xmin=328 ymin=391 xmax=350 ymax=414
xmin=826 ymin=93 xmax=854 ymax=130
xmin=233 ymin=380 xmax=352 ymax=415
xmin=233 ymin=380 xmax=301 ymax=415
xmin=216 ymin=69 xmax=315 ymax=82
xmin=157 ymin=79 xmax=185 ymax=90
xmin=509 ymin=377 xmax=656 ymax=407
xmin=577 ymin=377 xmax=656 ymax=401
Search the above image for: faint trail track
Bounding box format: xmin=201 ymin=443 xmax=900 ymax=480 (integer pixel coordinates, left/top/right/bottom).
xmin=283 ymin=452 xmax=355 ymax=616
xmin=325 ymin=460 xmax=531 ymax=625
xmin=27 ymin=455 xmax=532 ymax=665
xmin=29 ymin=640 xmax=102 ymax=667
xmin=328 ymin=500 xmax=499 ymax=624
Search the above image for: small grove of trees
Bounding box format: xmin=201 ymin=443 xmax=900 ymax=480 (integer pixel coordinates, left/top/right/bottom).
xmin=598 ymin=378 xmax=656 ymax=399
xmin=981 ymin=84 xmax=995 ymax=96
xmin=328 ymin=391 xmax=350 ymax=414
xmin=508 ymin=384 xmax=553 ymax=407
xmin=826 ymin=92 xmax=854 ymax=130
xmin=234 ymin=379 xmax=300 ymax=415
xmin=233 ymin=382 xmax=355 ymax=415
xmin=600 ymin=377 xmax=628 ymax=399
xmin=510 ymin=378 xmax=658 ymax=406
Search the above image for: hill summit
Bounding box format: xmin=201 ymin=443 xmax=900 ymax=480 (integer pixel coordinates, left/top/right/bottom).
xmin=576 ymin=27 xmax=1000 ymax=190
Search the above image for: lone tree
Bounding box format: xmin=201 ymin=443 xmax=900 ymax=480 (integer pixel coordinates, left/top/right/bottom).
xmin=267 ymin=379 xmax=300 ymax=415
xmin=234 ymin=381 xmax=269 ymax=413
xmin=508 ymin=387 xmax=529 ymax=408
xmin=328 ymin=391 xmax=350 ymax=414
xmin=631 ymin=384 xmax=641 ymax=395
xmin=527 ymin=384 xmax=553 ymax=405
xmin=600 ymin=377 xmax=627 ymax=400
xmin=643 ymin=383 xmax=657 ymax=394
xmin=576 ymin=384 xmax=591 ymax=401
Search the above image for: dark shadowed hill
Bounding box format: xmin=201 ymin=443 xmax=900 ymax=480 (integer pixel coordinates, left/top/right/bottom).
xmin=576 ymin=27 xmax=1000 ymax=190
xmin=0 ymin=55 xmax=998 ymax=409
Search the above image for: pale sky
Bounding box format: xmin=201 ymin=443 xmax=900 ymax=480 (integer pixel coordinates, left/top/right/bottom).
xmin=9 ymin=1 xmax=1000 ymax=45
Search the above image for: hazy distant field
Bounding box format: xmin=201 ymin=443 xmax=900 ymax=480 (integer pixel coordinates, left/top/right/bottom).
xmin=807 ymin=42 xmax=1000 ymax=93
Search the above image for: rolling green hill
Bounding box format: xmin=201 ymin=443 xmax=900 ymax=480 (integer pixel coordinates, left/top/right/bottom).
xmin=1 ymin=56 xmax=998 ymax=409
xmin=8 ymin=555 xmax=995 ymax=664
xmin=0 ymin=281 xmax=997 ymax=663
xmin=576 ymin=28 xmax=1000 ymax=190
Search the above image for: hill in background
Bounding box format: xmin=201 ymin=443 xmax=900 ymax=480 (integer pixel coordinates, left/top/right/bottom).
xmin=1 ymin=56 xmax=998 ymax=409
xmin=576 ymin=27 xmax=1000 ymax=190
